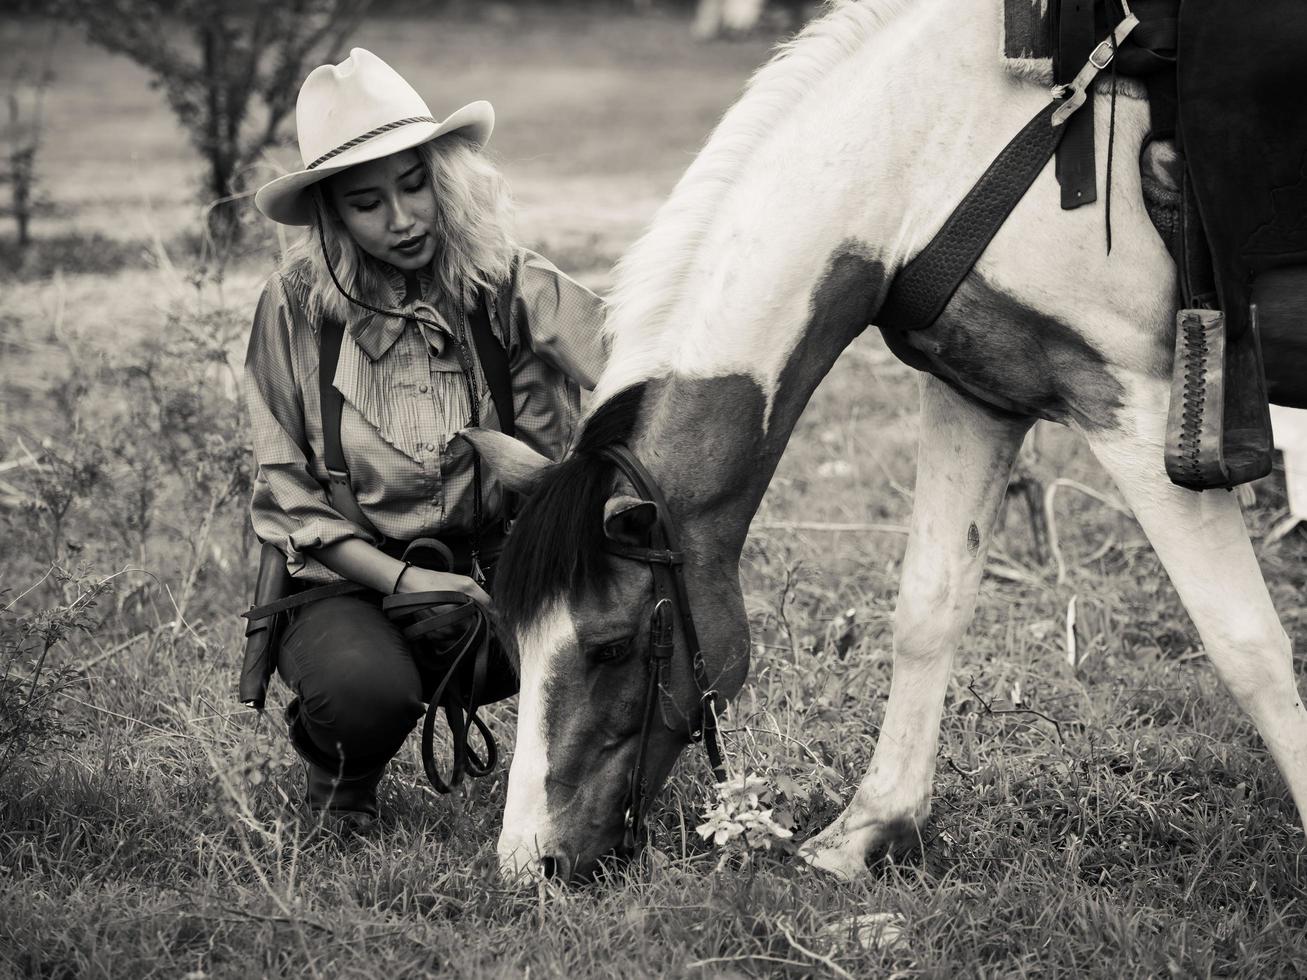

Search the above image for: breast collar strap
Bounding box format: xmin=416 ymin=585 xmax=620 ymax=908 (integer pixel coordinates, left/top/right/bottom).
xmin=595 ymin=444 xmax=727 ymax=853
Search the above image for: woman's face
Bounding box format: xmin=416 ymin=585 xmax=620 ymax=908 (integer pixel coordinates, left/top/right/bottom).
xmin=326 ymin=148 xmax=438 ymax=271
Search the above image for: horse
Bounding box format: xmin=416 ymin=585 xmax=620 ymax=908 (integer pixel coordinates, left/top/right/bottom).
xmin=464 ymin=0 xmax=1307 ymax=882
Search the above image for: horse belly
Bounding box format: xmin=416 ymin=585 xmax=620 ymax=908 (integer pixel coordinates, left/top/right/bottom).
xmin=880 ymin=272 xmax=1128 ymax=430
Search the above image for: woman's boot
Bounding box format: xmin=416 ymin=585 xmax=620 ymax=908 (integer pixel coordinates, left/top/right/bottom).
xmin=285 ymin=698 xmax=384 ymax=834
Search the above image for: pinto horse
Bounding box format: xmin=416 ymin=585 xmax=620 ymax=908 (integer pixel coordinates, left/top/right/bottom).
xmin=467 ymin=0 xmax=1307 ymax=881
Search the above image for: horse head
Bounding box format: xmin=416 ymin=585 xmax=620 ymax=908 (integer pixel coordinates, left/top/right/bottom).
xmin=464 ymin=391 xmax=754 ymax=882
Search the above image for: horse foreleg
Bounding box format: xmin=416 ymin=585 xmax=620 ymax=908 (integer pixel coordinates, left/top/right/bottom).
xmin=802 ymin=376 xmax=1033 ymax=880
xmin=1084 ymin=393 xmax=1307 ymax=835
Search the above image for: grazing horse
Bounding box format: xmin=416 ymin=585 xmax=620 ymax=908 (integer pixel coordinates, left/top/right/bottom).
xmin=467 ymin=0 xmax=1307 ymax=882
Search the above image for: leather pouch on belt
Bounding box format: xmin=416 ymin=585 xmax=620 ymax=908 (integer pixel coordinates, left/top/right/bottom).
xmin=240 ymin=542 xmax=292 ymax=710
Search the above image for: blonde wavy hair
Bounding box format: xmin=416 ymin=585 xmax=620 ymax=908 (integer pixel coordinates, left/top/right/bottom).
xmin=280 ymin=134 xmax=517 ymax=323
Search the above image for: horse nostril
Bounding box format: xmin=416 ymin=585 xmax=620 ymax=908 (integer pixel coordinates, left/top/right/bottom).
xmin=536 ymin=854 xmax=569 ymax=881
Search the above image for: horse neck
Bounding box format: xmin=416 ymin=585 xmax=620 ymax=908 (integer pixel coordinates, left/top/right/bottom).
xmin=602 ymin=0 xmax=1041 ymax=557
xmin=626 ymin=243 xmax=888 ymax=561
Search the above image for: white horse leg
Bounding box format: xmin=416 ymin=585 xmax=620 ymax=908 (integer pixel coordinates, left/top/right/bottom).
xmin=802 ymin=375 xmax=1033 ymax=880
xmin=1084 ymin=387 xmax=1307 ymax=832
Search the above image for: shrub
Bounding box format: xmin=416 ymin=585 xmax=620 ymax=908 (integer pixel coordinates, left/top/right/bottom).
xmin=0 ymin=569 xmax=112 ymax=785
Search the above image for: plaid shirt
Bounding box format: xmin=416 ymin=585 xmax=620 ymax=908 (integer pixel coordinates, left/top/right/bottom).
xmin=244 ymin=248 xmax=607 ymax=581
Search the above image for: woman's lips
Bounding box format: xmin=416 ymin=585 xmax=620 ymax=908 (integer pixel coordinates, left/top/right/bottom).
xmin=394 ymin=233 xmax=427 ymax=255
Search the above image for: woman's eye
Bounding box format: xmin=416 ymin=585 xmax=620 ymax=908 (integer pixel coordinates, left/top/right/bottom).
xmin=353 ymin=200 xmax=380 ymax=213
xmin=403 ymin=181 xmax=425 ymax=194
xmin=593 ymin=640 xmax=630 ymax=664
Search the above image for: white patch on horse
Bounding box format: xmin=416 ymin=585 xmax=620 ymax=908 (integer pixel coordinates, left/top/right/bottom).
xmin=593 ymin=0 xmax=914 ymax=414
xmin=497 ymin=602 xmax=574 ymax=882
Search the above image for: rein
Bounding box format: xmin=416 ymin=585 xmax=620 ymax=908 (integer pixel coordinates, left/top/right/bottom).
xmin=380 ymin=546 xmax=499 ymax=794
xmin=596 ymin=444 xmax=727 ymax=852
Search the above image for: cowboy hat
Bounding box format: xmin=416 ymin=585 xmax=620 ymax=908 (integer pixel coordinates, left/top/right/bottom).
xmin=255 ymin=48 xmax=494 ymax=226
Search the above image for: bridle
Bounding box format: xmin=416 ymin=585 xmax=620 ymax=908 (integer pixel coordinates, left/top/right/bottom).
xmin=596 ymin=444 xmax=727 ymax=853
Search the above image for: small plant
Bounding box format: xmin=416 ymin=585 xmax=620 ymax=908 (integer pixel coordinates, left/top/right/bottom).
xmin=0 ymin=568 xmax=112 ymax=784
xmin=697 ymin=771 xmax=796 ymax=861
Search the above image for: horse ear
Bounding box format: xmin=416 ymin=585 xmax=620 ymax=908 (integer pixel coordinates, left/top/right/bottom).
xmin=603 ymin=494 xmax=658 ymax=546
xmin=459 ymin=427 xmax=551 ymax=495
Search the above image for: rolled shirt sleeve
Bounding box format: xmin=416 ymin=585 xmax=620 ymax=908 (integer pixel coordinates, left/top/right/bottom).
xmin=508 ymin=249 xmax=608 ymax=390
xmin=243 ymin=274 xmax=372 ymax=579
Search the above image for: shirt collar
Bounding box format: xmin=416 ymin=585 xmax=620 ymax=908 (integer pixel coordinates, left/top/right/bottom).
xmin=348 ymin=265 xmax=446 ymax=361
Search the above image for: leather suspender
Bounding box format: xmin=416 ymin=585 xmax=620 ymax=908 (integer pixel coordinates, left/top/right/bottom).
xmin=466 ymin=291 xmax=515 ymax=439
xmin=319 ymin=314 xmax=382 ymax=540
xmin=318 ymin=288 xmax=516 ymax=532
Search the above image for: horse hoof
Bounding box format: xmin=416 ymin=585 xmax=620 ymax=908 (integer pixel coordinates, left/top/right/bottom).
xmin=798 ymin=828 xmax=869 ymax=881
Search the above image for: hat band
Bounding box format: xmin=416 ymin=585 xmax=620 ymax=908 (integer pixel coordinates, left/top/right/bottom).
xmin=306 ymin=115 xmax=438 ymax=170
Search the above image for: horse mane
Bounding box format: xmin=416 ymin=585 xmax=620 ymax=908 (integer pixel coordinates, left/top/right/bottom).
xmin=597 ymin=0 xmax=913 ymax=395
xmin=494 ymin=383 xmax=650 ymax=642
xmin=497 ymin=2 xmax=915 ymax=637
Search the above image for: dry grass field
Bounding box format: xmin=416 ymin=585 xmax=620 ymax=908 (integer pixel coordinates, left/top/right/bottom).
xmin=3 ymin=7 xmax=1307 ymax=979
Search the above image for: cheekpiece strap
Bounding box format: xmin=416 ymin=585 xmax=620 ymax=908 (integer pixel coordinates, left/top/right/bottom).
xmin=604 ymin=543 xmax=684 ymax=566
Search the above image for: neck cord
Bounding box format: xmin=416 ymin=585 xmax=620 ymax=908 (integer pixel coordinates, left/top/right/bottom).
xmin=317 ymin=222 xmax=487 ymax=577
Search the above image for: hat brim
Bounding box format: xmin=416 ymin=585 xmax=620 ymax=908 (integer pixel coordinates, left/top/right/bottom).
xmin=255 ymin=101 xmax=495 ymax=226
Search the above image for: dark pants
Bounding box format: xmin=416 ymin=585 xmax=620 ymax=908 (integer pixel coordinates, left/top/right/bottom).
xmin=278 ymin=592 xmax=433 ymax=784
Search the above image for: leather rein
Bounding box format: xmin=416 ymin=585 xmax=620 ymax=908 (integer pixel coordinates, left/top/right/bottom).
xmin=596 ymin=444 xmax=727 ymax=852
xmin=379 ymin=541 xmax=498 ymax=795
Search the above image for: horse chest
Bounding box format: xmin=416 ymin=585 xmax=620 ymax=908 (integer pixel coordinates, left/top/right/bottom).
xmin=879 ymin=272 xmax=1127 ymax=431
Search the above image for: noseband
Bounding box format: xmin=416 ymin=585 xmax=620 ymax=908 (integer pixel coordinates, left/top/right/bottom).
xmin=596 ymin=444 xmax=727 ymax=853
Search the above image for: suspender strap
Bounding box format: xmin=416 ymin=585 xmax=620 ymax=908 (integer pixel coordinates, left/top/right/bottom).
xmin=466 ymin=289 xmax=515 ymax=439
xmin=318 ymin=315 xmax=382 ymax=540
xmin=319 ymin=313 xmax=348 ymax=475
xmin=465 ymin=289 xmax=518 ymax=522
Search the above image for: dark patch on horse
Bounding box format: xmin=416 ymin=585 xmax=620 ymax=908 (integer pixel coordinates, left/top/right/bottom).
xmin=880 ymin=272 xmax=1126 ymax=430
xmin=770 ymin=243 xmax=887 ymax=441
xmin=647 ymin=243 xmax=888 ymax=559
xmin=494 ymin=383 xmax=649 ymax=638
xmin=643 ymin=373 xmax=766 ymax=560
xmin=967 ymin=521 xmax=980 ymax=555
xmin=496 ymin=240 xmax=888 ymax=637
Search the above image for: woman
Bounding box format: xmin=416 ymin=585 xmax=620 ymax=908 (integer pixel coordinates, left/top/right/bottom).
xmin=247 ymin=48 xmax=605 ymax=829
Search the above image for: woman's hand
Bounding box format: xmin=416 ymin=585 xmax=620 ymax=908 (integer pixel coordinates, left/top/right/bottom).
xmin=395 ymin=565 xmax=491 ymax=609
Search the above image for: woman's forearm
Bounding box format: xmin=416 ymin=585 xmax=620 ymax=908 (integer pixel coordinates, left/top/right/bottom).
xmin=311 ymin=537 xmax=407 ymax=594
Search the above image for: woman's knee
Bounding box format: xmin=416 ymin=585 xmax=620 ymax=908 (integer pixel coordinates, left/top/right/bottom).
xmin=307 ymin=663 xmax=424 ymax=747
xmin=280 ymin=596 xmax=424 ymax=761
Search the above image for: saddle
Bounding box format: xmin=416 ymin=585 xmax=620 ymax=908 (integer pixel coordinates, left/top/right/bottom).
xmin=1040 ymin=0 xmax=1307 ymax=488
xmin=891 ymin=0 xmax=1307 ymax=490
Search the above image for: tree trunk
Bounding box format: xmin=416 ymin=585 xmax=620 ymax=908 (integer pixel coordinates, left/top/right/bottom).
xmin=201 ymin=19 xmax=241 ymax=253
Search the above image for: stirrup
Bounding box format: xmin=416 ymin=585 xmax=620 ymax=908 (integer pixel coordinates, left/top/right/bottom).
xmin=1165 ymin=307 xmax=1273 ymax=490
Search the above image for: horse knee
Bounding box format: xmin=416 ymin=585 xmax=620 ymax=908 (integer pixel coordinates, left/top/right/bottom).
xmin=893 ymin=583 xmax=964 ymax=663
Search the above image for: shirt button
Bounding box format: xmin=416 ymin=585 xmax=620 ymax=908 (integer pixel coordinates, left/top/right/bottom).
xmin=418 ymin=383 xmax=429 ymax=393
xmin=425 ymin=442 xmax=436 ymax=453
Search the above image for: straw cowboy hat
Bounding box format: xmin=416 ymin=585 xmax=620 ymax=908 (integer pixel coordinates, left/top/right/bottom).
xmin=255 ymin=48 xmax=494 ymax=226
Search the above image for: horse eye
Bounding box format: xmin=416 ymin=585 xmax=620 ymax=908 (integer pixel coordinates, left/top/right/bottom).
xmin=592 ymin=640 xmax=631 ymax=664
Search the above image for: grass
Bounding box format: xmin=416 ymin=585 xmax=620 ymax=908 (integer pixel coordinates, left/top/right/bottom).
xmin=4 ymin=7 xmax=1307 ymax=979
